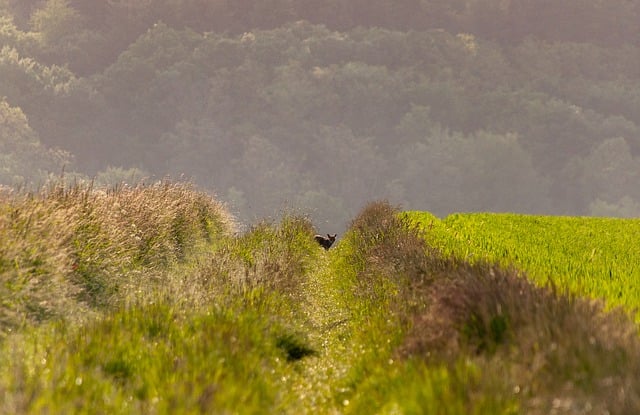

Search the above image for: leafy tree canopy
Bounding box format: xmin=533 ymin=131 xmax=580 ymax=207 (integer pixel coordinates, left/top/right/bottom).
xmin=0 ymin=0 xmax=639 ymax=224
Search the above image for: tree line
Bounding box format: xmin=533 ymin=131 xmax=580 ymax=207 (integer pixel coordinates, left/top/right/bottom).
xmin=2 ymin=0 xmax=640 ymax=226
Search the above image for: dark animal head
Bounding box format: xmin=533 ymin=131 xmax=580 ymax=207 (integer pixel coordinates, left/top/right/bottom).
xmin=314 ymin=233 xmax=337 ymax=250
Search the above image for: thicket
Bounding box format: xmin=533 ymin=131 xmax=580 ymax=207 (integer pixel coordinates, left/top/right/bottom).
xmin=1 ymin=1 xmax=640 ymax=227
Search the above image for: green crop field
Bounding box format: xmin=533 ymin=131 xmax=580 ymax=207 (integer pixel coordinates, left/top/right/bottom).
xmin=406 ymin=211 xmax=640 ymax=314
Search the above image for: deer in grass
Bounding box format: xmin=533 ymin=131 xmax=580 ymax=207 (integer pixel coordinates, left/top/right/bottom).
xmin=314 ymin=233 xmax=337 ymax=250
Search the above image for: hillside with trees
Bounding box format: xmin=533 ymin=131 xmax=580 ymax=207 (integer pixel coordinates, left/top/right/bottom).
xmin=2 ymin=0 xmax=640 ymax=225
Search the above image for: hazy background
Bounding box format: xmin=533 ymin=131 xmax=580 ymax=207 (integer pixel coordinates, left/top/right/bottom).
xmin=2 ymin=0 xmax=640 ymax=230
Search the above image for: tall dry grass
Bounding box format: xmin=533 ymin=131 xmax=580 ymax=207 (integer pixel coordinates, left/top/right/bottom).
xmin=344 ymin=200 xmax=435 ymax=304
xmin=0 ymin=180 xmax=234 ymax=337
xmin=181 ymin=214 xmax=320 ymax=314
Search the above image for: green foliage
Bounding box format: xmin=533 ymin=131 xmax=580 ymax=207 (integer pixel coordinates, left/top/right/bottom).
xmin=346 ymin=360 xmax=518 ymax=415
xmin=323 ymin=202 xmax=523 ymax=413
xmin=396 ymin=129 xmax=551 ymax=215
xmin=561 ymin=137 xmax=640 ymax=209
xmin=0 ymin=98 xmax=70 ymax=187
xmin=404 ymin=209 xmax=640 ymax=412
xmin=0 ymin=15 xmax=37 ymax=54
xmin=29 ymin=0 xmax=83 ymax=46
xmin=2 ymin=4 xmax=640 ymax=222
xmin=3 ymin=0 xmax=640 ymax=406
xmin=28 ymin=0 xmax=106 ymax=74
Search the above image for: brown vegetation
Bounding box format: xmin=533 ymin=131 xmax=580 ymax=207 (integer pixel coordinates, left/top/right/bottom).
xmin=0 ymin=181 xmax=234 ymax=337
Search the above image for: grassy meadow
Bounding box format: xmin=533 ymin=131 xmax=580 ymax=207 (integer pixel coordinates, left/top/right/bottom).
xmin=2 ymin=185 xmax=640 ymax=413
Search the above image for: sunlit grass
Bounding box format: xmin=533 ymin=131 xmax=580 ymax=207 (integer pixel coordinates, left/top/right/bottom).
xmin=4 ymin=189 xmax=640 ymax=413
xmin=402 ymin=210 xmax=640 ymax=412
xmin=406 ymin=211 xmax=640 ymax=313
xmin=0 ymin=303 xmax=306 ymax=414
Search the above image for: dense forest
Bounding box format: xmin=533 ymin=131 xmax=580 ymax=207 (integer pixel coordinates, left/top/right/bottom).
xmin=2 ymin=0 xmax=640 ymax=226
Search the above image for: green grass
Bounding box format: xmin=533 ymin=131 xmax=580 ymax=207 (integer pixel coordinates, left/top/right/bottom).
xmin=1 ymin=304 xmax=297 ymax=413
xmin=4 ymin=188 xmax=640 ymax=413
xmin=405 ymin=211 xmax=640 ymax=313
